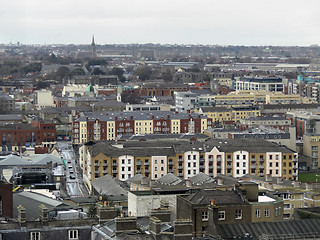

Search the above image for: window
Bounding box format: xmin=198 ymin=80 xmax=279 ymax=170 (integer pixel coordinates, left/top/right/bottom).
xmin=255 ymin=209 xmax=260 ymax=218
xmin=30 ymin=232 xmax=41 ymax=240
xmin=235 ymin=210 xmax=242 ymax=219
xmin=68 ymin=230 xmax=78 ymax=240
xmin=265 ymin=208 xmax=270 ymax=217
xmin=202 ymin=211 xmax=208 ymax=221
xmin=218 ymin=211 xmax=225 ymax=220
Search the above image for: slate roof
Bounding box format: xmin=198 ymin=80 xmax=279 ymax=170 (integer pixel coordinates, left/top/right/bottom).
xmin=90 ymin=138 xmax=295 ymax=158
xmin=91 ymin=174 xmax=128 ymax=196
xmin=188 ymin=173 xmax=214 ymax=185
xmin=156 ymin=173 xmax=182 ymax=186
xmin=217 ymin=219 xmax=320 ymax=239
xmin=31 ymin=154 xmax=63 ymax=165
xmin=185 ymin=189 xmax=244 ymax=205
xmin=13 ymin=191 xmax=72 ymax=220
xmin=77 ymin=111 xmax=208 ymax=122
xmin=0 ymin=114 xmax=22 ymax=121
xmin=0 ymin=155 xmax=30 ymax=166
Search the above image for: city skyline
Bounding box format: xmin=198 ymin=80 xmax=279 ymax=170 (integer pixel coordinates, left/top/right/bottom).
xmin=1 ymin=0 xmax=320 ymax=46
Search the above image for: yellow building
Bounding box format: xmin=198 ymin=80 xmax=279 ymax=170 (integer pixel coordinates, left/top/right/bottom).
xmin=199 ymin=106 xmax=260 ymax=123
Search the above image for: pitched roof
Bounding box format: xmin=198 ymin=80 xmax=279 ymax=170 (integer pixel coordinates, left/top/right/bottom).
xmin=156 ymin=173 xmax=182 ymax=186
xmin=188 ymin=173 xmax=214 ymax=185
xmin=91 ymin=174 xmax=128 ymax=196
xmin=0 ymin=155 xmax=30 ymax=166
xmin=217 ymin=219 xmax=320 ymax=239
xmin=31 ymin=154 xmax=63 ymax=165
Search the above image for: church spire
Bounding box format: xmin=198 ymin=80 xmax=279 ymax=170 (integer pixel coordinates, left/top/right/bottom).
xmin=91 ymin=35 xmax=97 ymax=58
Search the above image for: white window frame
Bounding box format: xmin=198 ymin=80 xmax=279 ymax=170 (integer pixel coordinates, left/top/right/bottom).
xmin=30 ymin=232 xmax=41 ymax=240
xmin=255 ymin=208 xmax=260 ymax=218
xmin=68 ymin=230 xmax=78 ymax=240
xmin=218 ymin=211 xmax=225 ymax=221
xmin=265 ymin=208 xmax=270 ymax=218
xmin=235 ymin=210 xmax=242 ymax=219
xmin=202 ymin=211 xmax=209 ymax=221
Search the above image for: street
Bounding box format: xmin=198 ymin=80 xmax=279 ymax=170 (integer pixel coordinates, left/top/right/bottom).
xmin=57 ymin=142 xmax=89 ymax=198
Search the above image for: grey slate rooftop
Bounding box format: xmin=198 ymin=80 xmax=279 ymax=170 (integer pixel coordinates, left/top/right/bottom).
xmin=217 ymin=219 xmax=320 ymax=240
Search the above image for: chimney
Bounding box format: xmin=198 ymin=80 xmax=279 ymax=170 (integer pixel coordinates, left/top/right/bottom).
xmin=210 ymin=200 xmax=215 ymax=206
xmin=96 ymin=204 xmax=118 ymax=222
xmin=150 ymin=180 xmax=156 ymax=188
xmin=217 ymin=178 xmax=223 ymax=186
xmin=293 ymin=181 xmax=300 ymax=188
xmin=276 ymin=177 xmax=283 ymax=184
xmin=150 ymin=217 xmax=161 ymax=240
xmin=306 ymin=182 xmax=313 ymax=191
xmin=17 ymin=205 xmax=26 ymax=226
xmin=186 ymin=180 xmax=192 ymax=188
xmin=140 ymin=176 xmax=148 ymax=185
xmin=266 ymin=182 xmax=273 ymax=191
xmin=174 ymin=219 xmax=193 ymax=240
xmin=40 ymin=204 xmax=48 ymax=223
xmin=115 ymin=216 xmax=137 ymax=236
xmin=266 ymin=174 xmax=272 ymax=182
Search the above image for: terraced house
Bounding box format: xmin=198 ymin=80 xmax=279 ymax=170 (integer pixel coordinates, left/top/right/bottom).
xmin=72 ymin=111 xmax=211 ymax=144
xmin=79 ymin=139 xmax=298 ymax=190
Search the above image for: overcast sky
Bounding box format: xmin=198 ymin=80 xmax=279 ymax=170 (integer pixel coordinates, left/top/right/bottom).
xmin=1 ymin=0 xmax=320 ymax=46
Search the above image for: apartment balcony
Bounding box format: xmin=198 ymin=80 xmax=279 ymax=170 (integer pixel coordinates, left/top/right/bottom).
xmin=169 ymin=161 xmax=173 ymax=165
xmin=178 ymin=173 xmax=183 ymax=177
xmin=136 ymin=170 xmax=141 ymax=174
xmin=217 ymin=166 xmax=221 ymax=170
xmin=293 ymin=157 xmax=298 ymax=162
xmin=178 ymin=166 xmax=183 ymax=170
xmin=94 ymin=170 xmax=99 ymax=174
xmin=227 ymin=158 xmax=232 ymax=162
xmin=217 ymin=158 xmax=222 ymax=162
xmin=259 ymin=173 xmax=264 ymax=177
xmin=208 ymin=158 xmax=213 ymax=162
xmin=136 ymin=161 xmax=141 ymax=166
xmin=209 ymin=166 xmax=213 ymax=170
xmin=293 ymin=172 xmax=298 ymax=177
xmin=112 ymin=170 xmax=117 ymax=174
xmin=251 ymin=165 xmax=256 ymax=169
xmin=94 ymin=163 xmax=99 ymax=167
xmin=227 ymin=165 xmax=232 ymax=169
xmin=103 ymin=170 xmax=108 ymax=174
xmin=112 ymin=163 xmax=117 ymax=167
xmin=103 ymin=163 xmax=107 ymax=167
xmin=144 ymin=162 xmax=150 ymax=166
xmin=200 ymin=158 xmax=205 ymax=162
xmin=200 ymin=166 xmax=205 ymax=170
xmin=251 ymin=158 xmax=256 ymax=162
xmin=145 ymin=170 xmax=150 ymax=174
xmin=259 ymin=165 xmax=264 ymax=169
xmin=178 ymin=158 xmax=183 ymax=163
xmin=259 ymin=158 xmax=264 ymax=162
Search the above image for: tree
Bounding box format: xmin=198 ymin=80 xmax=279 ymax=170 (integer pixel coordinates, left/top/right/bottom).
xmin=68 ymin=67 xmax=85 ymax=78
xmin=121 ymin=92 xmax=142 ymax=104
xmin=92 ymin=67 xmax=105 ymax=75
xmin=161 ymin=68 xmax=173 ymax=82
xmin=87 ymin=59 xmax=108 ymax=67
xmin=109 ymin=67 xmax=126 ymax=82
xmin=134 ymin=65 xmax=152 ymax=81
xmin=55 ymin=66 xmax=70 ymax=80
xmin=23 ymin=63 xmax=42 ymax=74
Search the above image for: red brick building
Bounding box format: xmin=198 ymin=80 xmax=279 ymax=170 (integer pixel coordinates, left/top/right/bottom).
xmin=0 ymin=181 xmax=13 ymax=218
xmin=0 ymin=120 xmax=56 ymax=153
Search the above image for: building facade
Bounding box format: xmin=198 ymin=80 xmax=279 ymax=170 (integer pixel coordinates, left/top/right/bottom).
xmin=72 ymin=111 xmax=211 ymax=144
xmin=80 ymin=139 xmax=298 ymax=185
